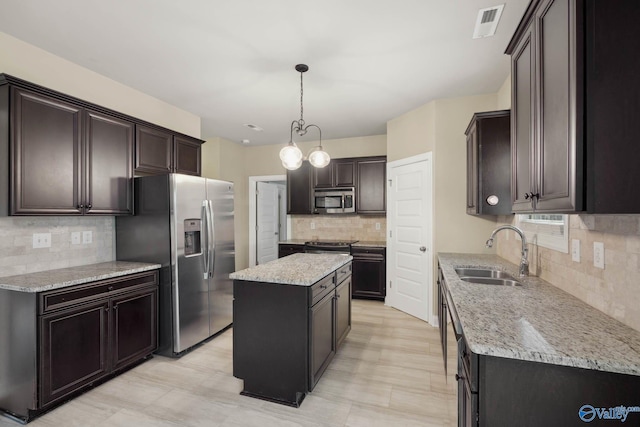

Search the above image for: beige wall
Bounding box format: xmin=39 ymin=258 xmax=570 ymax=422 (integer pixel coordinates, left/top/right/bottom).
xmin=387 ymin=101 xmax=436 ymax=163
xmin=201 ymin=135 xmax=387 ymax=270
xmin=0 ymin=32 xmax=200 ymax=137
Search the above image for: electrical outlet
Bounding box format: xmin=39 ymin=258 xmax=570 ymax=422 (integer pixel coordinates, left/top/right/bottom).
xmin=310 ymin=222 xmax=315 ymax=230
xmin=375 ymin=222 xmax=381 ymax=230
xmin=571 ymin=239 xmax=580 ymax=263
xmin=82 ymin=231 xmax=93 ymax=244
xmin=33 ymin=233 xmax=51 ymax=248
xmin=593 ymin=242 xmax=605 ymax=269
xmin=71 ymin=232 xmax=81 ymax=245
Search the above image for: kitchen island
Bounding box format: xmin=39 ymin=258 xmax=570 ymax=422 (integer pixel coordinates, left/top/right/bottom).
xmin=438 ymin=253 xmax=640 ymax=426
xmin=0 ymin=261 xmax=160 ymax=423
xmin=230 ymin=253 xmax=352 ymax=407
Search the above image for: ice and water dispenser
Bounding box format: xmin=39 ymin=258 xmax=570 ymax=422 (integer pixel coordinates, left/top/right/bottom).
xmin=184 ymin=219 xmax=202 ymax=256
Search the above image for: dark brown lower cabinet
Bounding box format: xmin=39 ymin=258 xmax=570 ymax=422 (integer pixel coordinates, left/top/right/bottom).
xmin=278 ymin=243 xmax=305 ymax=258
xmin=233 ymin=262 xmax=351 ymax=407
xmin=39 ymin=300 xmax=110 ymax=407
xmin=39 ymin=273 xmax=157 ymax=409
xmin=309 ymin=291 xmax=335 ymax=388
xmin=0 ymin=270 xmax=158 ymax=422
xmin=335 ymin=276 xmax=351 ymax=347
xmin=351 ymin=246 xmax=386 ymax=300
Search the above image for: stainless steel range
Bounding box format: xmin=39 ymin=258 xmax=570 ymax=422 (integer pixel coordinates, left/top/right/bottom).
xmin=304 ymin=240 xmax=358 ymax=254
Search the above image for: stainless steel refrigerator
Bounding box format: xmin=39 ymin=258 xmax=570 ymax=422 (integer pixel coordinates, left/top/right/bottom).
xmin=116 ymin=173 xmax=235 ymax=357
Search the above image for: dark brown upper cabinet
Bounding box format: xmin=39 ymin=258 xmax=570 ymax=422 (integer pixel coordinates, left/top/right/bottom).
xmin=0 ymin=74 xmax=204 ymax=216
xmin=7 ymin=88 xmax=133 ymax=216
xmin=356 ymin=157 xmax=386 ymax=214
xmin=85 ymin=110 xmax=134 ymax=215
xmin=135 ymin=126 xmax=202 ymax=177
xmin=135 ymin=125 xmax=172 ymax=175
xmin=506 ymin=0 xmax=640 ymax=213
xmin=465 ymin=110 xmax=511 ymax=216
xmin=313 ymin=159 xmax=355 ymax=189
xmin=287 ymin=160 xmax=313 ymax=214
xmin=287 ymin=156 xmax=386 ymax=215
xmin=174 ymin=135 xmax=202 ymax=176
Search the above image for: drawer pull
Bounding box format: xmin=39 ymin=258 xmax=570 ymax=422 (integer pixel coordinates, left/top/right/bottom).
xmin=455 ymin=374 xmax=464 ymax=381
xmin=320 ymin=285 xmax=327 ymax=289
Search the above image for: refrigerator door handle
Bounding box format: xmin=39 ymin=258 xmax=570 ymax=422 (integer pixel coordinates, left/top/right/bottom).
xmin=207 ymin=200 xmax=216 ymax=278
xmin=202 ymin=200 xmax=209 ymax=279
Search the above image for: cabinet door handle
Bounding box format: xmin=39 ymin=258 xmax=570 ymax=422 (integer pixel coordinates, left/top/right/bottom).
xmin=87 ymin=203 xmax=92 ymax=209
xmin=524 ymin=192 xmax=532 ymax=200
xmin=104 ymin=307 xmax=109 ymax=312
xmin=77 ymin=204 xmax=84 ymax=209
xmin=113 ymin=305 xmax=118 ymax=310
xmin=455 ymin=374 xmax=464 ymax=381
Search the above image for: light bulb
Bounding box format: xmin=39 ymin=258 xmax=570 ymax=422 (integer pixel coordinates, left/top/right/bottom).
xmin=282 ymin=158 xmax=302 ymax=170
xmin=279 ymin=142 xmax=302 ymax=164
xmin=308 ymin=147 xmax=330 ymax=168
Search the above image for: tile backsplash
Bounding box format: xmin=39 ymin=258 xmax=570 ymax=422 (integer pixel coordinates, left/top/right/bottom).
xmin=291 ymin=215 xmax=386 ymax=242
xmin=0 ymin=216 xmax=114 ymax=277
xmin=496 ymin=214 xmax=640 ymax=333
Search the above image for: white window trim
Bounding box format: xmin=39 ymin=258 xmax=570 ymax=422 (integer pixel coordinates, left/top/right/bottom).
xmin=516 ymin=214 xmax=569 ymax=253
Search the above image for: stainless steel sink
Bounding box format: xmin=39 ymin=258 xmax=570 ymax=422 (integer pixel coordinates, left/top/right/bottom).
xmin=458 ymin=276 xmax=522 ymax=286
xmin=454 ymin=268 xmax=514 ymax=279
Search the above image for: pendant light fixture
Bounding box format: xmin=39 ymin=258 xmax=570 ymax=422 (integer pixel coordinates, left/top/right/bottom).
xmin=279 ymin=64 xmax=330 ymax=170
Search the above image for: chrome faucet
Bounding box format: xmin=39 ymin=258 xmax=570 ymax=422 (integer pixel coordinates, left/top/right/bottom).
xmin=486 ymin=225 xmax=529 ymax=277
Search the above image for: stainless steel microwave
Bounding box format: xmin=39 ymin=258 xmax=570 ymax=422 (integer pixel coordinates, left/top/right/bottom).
xmin=313 ymin=188 xmax=355 ymax=214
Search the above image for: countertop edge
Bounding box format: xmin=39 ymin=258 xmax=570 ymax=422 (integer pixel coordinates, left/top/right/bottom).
xmin=231 ymin=254 xmax=353 ymax=286
xmin=0 ymin=262 xmax=162 ymax=293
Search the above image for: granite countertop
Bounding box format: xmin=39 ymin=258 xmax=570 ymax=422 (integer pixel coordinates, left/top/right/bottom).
xmin=0 ymin=261 xmax=161 ymax=293
xmin=351 ymin=241 xmax=386 ymax=248
xmin=278 ymin=239 xmax=307 ymax=245
xmin=230 ymin=253 xmax=353 ymax=286
xmin=438 ymin=253 xmax=640 ymax=377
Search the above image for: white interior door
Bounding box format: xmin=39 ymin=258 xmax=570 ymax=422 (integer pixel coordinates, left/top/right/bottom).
xmin=387 ymin=153 xmax=433 ymax=323
xmin=256 ymin=182 xmax=280 ymax=265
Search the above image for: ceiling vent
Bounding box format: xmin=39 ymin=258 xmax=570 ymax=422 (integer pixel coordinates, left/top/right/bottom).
xmin=473 ymin=4 xmax=505 ymax=39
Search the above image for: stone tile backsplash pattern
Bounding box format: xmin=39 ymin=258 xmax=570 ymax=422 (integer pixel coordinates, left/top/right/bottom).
xmin=496 ymin=214 xmax=640 ymax=333
xmin=0 ymin=217 xmax=114 ymax=277
xmin=291 ymin=215 xmax=386 ymax=242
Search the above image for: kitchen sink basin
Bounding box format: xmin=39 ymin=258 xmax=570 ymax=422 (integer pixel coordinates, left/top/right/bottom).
xmin=458 ymin=276 xmax=522 ymax=286
xmin=454 ymin=268 xmax=514 ymax=279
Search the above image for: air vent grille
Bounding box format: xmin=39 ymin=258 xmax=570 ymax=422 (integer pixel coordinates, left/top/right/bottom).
xmin=473 ymin=4 xmax=505 ymax=39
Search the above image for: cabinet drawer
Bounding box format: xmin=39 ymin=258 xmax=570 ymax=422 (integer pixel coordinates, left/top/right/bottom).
xmin=336 ymin=262 xmax=352 ymax=285
xmin=39 ymin=271 xmax=158 ymax=314
xmin=311 ymin=274 xmax=336 ymax=306
xmin=352 ymin=247 xmax=385 ymax=259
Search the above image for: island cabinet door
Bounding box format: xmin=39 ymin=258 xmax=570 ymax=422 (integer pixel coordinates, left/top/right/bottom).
xmin=335 ymin=276 xmax=351 ymax=348
xmin=39 ymin=299 xmax=110 ymax=407
xmin=309 ymin=291 xmax=336 ymax=389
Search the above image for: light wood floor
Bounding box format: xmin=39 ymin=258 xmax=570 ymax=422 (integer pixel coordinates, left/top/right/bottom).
xmin=4 ymin=300 xmax=458 ymax=427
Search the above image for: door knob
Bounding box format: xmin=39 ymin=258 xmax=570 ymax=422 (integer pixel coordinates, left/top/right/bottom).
xmin=419 ymin=246 xmax=426 ymax=252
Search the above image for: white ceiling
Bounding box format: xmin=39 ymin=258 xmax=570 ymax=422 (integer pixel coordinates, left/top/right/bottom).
xmin=0 ymin=0 xmax=528 ymax=145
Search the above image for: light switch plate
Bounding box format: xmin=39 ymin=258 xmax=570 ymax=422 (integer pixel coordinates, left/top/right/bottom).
xmin=593 ymin=242 xmax=605 ymax=269
xmin=71 ymin=232 xmax=81 ymax=245
xmin=375 ymin=223 xmax=381 ymax=230
xmin=82 ymin=231 xmax=93 ymax=244
xmin=310 ymin=222 xmax=315 ymax=230
xmin=571 ymin=239 xmax=580 ymax=262
xmin=33 ymin=233 xmax=51 ymax=248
